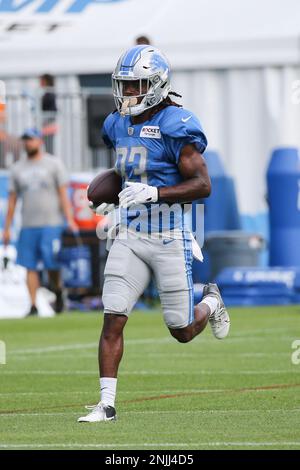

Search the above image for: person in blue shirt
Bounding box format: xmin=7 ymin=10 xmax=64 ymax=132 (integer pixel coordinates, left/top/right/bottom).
xmin=78 ymin=45 xmax=230 ymax=423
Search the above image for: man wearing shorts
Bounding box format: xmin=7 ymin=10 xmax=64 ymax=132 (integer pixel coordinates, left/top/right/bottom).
xmin=3 ymin=128 xmax=77 ymax=315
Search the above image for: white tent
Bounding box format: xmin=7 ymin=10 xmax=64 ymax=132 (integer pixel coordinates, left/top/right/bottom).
xmin=0 ymin=0 xmax=300 ymax=76
xmin=1 ymin=0 xmax=300 ymax=226
xmin=0 ymin=0 xmax=299 ymax=75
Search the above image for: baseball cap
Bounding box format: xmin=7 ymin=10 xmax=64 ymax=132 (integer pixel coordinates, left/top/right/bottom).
xmin=21 ymin=127 xmax=42 ymax=140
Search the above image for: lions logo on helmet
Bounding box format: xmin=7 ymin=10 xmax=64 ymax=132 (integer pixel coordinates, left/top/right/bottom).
xmin=112 ymin=45 xmax=171 ymax=116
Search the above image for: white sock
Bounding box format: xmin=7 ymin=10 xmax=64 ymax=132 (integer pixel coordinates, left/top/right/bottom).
xmin=100 ymin=377 xmax=117 ymax=408
xmin=200 ymin=296 xmax=219 ymax=316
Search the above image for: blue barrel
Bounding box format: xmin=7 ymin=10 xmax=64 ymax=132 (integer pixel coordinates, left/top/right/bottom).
xmin=192 ymin=151 xmax=241 ymax=283
xmin=200 ymin=151 xmax=241 ymax=232
xmin=192 ymin=151 xmax=241 ymax=234
xmin=267 ymin=147 xmax=300 ymax=266
xmin=0 ymin=171 xmax=9 ymax=239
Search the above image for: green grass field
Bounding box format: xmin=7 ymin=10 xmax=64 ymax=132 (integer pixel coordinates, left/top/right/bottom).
xmin=0 ymin=306 xmax=300 ymax=450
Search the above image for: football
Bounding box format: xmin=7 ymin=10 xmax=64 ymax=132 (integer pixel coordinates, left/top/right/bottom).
xmin=87 ymin=168 xmax=123 ymax=206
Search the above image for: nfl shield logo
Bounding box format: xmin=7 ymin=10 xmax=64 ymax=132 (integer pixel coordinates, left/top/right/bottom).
xmin=128 ymin=127 xmax=134 ymax=136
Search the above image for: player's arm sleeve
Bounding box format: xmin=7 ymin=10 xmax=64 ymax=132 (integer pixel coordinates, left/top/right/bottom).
xmin=163 ymin=112 xmax=208 ymax=163
xmin=101 ymin=114 xmax=116 ymax=150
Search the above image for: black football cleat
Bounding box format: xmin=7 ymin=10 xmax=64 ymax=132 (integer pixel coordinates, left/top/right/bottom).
xmin=26 ymin=305 xmax=38 ymax=317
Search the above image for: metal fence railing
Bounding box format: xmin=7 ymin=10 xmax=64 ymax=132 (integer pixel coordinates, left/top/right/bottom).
xmin=0 ymin=89 xmax=114 ymax=172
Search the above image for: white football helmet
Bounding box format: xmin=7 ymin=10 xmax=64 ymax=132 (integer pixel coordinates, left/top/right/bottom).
xmin=112 ymin=45 xmax=171 ymax=116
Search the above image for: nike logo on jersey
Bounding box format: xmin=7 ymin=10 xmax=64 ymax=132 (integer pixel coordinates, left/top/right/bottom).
xmin=140 ymin=126 xmax=161 ymax=139
xmin=163 ymin=239 xmax=176 ymax=245
xmin=181 ymin=115 xmax=192 ymax=123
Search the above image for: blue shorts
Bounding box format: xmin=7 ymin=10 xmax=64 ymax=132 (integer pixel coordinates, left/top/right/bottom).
xmin=16 ymin=226 xmax=64 ymax=271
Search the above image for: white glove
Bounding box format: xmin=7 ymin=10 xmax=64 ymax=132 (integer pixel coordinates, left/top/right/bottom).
xmin=118 ymin=182 xmax=158 ymax=208
xmin=89 ymin=201 xmax=115 ymax=215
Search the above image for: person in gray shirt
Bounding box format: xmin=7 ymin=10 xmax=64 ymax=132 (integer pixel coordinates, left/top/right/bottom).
xmin=3 ymin=128 xmax=78 ymax=316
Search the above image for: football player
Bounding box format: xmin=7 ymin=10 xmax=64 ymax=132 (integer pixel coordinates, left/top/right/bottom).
xmin=78 ymin=45 xmax=230 ymax=423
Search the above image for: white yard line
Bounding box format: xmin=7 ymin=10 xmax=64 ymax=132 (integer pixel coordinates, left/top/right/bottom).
xmin=0 ymin=389 xmax=224 ymax=397
xmin=223 ymin=327 xmax=297 ymax=336
xmin=140 ymin=352 xmax=291 ymax=357
xmin=0 ymin=442 xmax=299 ymax=448
xmin=9 ymin=352 xmax=292 ymax=360
xmin=1 ymin=409 xmax=300 ymax=418
xmin=1 ymin=369 xmax=298 ymax=376
xmin=9 ymin=338 xmax=172 ymax=355
xmin=10 ymin=343 xmax=98 ymax=354
xmin=7 ymin=328 xmax=297 ymax=357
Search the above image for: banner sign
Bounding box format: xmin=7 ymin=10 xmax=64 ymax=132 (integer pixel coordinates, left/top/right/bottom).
xmin=0 ymin=0 xmax=126 ymax=14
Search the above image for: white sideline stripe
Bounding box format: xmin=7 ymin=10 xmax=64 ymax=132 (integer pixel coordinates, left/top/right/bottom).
xmin=138 ymin=352 xmax=291 ymax=358
xmin=9 ymin=328 xmax=294 ymax=355
xmin=10 ymin=343 xmax=98 ymax=354
xmin=1 ymin=369 xmax=298 ymax=376
xmin=0 ymin=389 xmax=224 ymax=396
xmin=225 ymin=327 xmax=297 ymax=336
xmin=10 ymin=338 xmax=172 ymax=355
xmin=0 ymin=387 xmax=294 ymax=401
xmin=9 ymin=352 xmax=292 ymax=360
xmin=213 ymin=335 xmax=295 ymax=343
xmin=0 ymin=442 xmax=299 ymax=448
xmin=9 ymin=333 xmax=297 ymax=356
xmin=1 ymin=409 xmax=300 ymax=418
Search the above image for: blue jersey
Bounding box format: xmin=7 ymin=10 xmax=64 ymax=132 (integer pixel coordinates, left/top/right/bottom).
xmin=102 ymin=105 xmax=207 ymax=233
